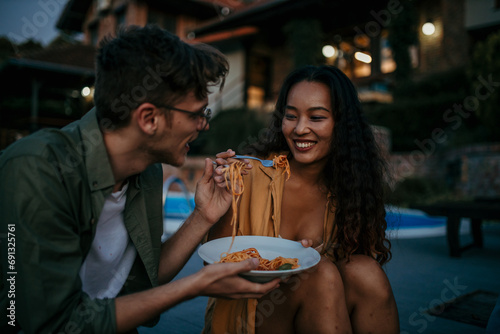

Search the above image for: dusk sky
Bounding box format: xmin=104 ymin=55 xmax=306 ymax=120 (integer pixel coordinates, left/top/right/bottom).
xmin=0 ymin=0 xmax=68 ymax=46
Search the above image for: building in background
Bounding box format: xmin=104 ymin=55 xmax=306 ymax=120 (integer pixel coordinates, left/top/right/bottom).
xmin=53 ymin=0 xmax=500 ymax=112
xmin=1 ymin=0 xmax=500 ymax=196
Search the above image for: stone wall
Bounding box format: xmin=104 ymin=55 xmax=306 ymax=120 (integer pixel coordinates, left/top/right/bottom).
xmin=442 ymin=143 xmax=500 ymax=197
xmin=389 ymin=142 xmax=500 ymax=198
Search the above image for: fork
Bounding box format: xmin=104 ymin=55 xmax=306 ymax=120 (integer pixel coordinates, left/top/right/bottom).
xmin=233 ymin=155 xmax=274 ymax=167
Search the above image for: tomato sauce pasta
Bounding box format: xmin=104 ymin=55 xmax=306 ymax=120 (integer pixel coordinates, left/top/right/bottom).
xmin=221 ymin=161 xmax=247 ymax=250
xmin=272 ymin=154 xmax=291 ymax=180
xmin=220 ymin=154 xmax=291 ymax=252
xmin=218 ymin=247 xmax=299 ymax=271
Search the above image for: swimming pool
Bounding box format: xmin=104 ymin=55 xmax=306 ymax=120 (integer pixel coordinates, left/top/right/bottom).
xmin=162 ymin=194 xmax=470 ymax=240
xmin=385 ymin=206 xmax=470 ymax=239
xmin=162 ymin=191 xmax=195 ymax=241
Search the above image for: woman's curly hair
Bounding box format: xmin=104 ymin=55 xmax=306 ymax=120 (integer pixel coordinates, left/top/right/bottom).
xmin=244 ymin=65 xmax=392 ymax=265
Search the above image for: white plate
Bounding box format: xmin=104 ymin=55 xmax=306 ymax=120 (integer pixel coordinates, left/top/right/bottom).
xmin=198 ymin=236 xmax=321 ymax=283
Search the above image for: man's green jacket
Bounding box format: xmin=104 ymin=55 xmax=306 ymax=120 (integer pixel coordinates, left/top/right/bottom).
xmin=0 ymin=109 xmax=164 ymax=333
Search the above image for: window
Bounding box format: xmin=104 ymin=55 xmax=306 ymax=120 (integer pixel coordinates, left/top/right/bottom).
xmin=333 ymin=39 xmax=372 ymax=78
xmin=324 ymin=29 xmax=398 ymax=79
xmin=246 ymin=54 xmax=271 ymax=109
xmin=380 ymin=31 xmax=396 ymax=74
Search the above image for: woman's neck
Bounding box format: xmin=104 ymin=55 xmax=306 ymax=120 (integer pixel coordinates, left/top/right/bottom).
xmin=288 ymin=158 xmax=327 ymax=189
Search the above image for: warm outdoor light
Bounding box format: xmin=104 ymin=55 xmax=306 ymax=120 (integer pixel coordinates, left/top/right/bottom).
xmin=322 ymin=45 xmax=336 ymax=58
xmin=81 ymin=87 xmax=91 ymax=97
xmin=354 ymin=51 xmax=372 ymax=63
xmin=422 ymin=22 xmax=436 ymax=36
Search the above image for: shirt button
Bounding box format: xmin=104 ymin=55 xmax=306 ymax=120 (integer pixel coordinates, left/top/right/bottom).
xmin=90 ymin=218 xmax=95 ymax=225
xmin=92 ymin=181 xmax=98 ymax=187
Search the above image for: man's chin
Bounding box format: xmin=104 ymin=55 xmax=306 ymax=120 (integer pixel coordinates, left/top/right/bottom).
xmin=165 ymin=155 xmax=186 ymax=167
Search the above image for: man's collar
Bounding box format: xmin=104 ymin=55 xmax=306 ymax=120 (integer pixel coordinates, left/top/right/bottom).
xmin=79 ymin=108 xmax=116 ymax=192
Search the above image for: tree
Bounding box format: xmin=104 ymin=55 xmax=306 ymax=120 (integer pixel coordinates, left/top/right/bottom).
xmin=387 ymin=0 xmax=418 ymax=85
xmin=0 ymin=37 xmax=17 ymax=62
xmin=467 ymin=29 xmax=500 ymax=140
xmin=17 ymin=39 xmax=44 ymax=56
xmin=283 ymin=19 xmax=324 ymax=68
xmin=0 ymin=36 xmax=43 ymax=61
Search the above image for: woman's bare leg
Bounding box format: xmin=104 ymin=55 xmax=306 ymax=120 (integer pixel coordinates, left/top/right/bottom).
xmin=336 ymin=255 xmax=399 ymax=334
xmin=256 ymin=258 xmax=352 ymax=334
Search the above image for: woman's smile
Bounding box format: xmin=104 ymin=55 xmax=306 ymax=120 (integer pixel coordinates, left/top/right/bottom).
xmin=294 ymin=140 xmax=317 ymax=150
xmin=282 ymin=81 xmax=335 ymax=165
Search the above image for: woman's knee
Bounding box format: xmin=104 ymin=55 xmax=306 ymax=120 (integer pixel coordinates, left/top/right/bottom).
xmin=338 ymin=255 xmax=399 ymax=333
xmin=338 ymin=255 xmax=394 ymax=302
xmin=286 ymin=258 xmax=344 ymax=297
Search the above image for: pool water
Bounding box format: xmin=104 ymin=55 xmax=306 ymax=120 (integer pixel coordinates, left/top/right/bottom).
xmin=162 ymin=194 xmax=470 ymax=240
xmin=385 ymin=206 xmax=470 ymax=239
xmin=163 ymin=192 xmax=195 ymax=219
xmin=162 ymin=191 xmax=195 ymax=241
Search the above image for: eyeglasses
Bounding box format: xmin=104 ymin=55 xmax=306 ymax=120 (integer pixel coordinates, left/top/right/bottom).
xmin=157 ymin=104 xmax=212 ymax=131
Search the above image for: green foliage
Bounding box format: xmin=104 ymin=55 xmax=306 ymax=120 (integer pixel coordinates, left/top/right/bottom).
xmin=283 ymin=19 xmax=324 ymax=68
xmin=365 ymin=67 xmax=482 ymax=152
xmin=393 ymin=67 xmax=469 ymax=99
xmin=189 ymin=107 xmax=269 ymax=156
xmin=0 ymin=37 xmax=16 ymax=62
xmin=467 ymin=29 xmax=500 ymax=140
xmin=387 ymin=0 xmax=418 ymax=83
xmin=0 ymin=37 xmax=43 ymax=61
xmin=47 ymin=35 xmax=75 ymax=49
xmin=17 ymin=39 xmax=44 ymax=56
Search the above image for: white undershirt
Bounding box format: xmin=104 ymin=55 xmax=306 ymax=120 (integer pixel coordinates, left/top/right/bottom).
xmin=79 ymin=182 xmax=137 ymax=299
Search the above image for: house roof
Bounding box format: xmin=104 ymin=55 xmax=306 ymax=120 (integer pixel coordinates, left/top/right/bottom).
xmin=20 ymin=43 xmax=96 ymax=71
xmin=190 ymin=0 xmax=293 ymax=37
xmin=190 ymin=26 xmax=259 ymax=44
xmin=56 ymin=0 xmax=92 ymax=33
xmin=56 ymin=0 xmax=224 ymax=33
xmin=0 ymin=44 xmax=96 ymax=89
xmin=198 ymin=0 xmax=264 ymax=10
xmin=190 ymin=0 xmax=389 ymax=38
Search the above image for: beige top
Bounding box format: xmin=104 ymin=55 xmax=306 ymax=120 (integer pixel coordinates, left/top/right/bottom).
xmin=204 ymin=157 xmax=337 ymax=334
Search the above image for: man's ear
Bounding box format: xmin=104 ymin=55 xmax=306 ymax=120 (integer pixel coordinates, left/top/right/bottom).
xmin=134 ymin=103 xmax=160 ymax=135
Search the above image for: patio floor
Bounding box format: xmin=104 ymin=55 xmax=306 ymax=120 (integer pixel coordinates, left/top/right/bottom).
xmin=139 ymin=222 xmax=500 ymax=334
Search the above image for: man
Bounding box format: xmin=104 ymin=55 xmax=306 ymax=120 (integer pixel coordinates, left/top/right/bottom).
xmin=0 ymin=25 xmax=278 ymax=333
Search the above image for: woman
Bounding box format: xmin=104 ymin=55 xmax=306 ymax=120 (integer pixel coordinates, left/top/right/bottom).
xmin=207 ymin=65 xmax=399 ymax=334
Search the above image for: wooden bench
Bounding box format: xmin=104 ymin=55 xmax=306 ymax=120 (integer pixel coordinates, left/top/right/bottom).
xmin=410 ymin=198 xmax=500 ymax=257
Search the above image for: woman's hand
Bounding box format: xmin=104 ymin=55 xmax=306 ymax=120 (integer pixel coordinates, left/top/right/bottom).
xmin=299 ymin=239 xmax=324 ymax=252
xmin=299 ymin=239 xmax=314 ymax=248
